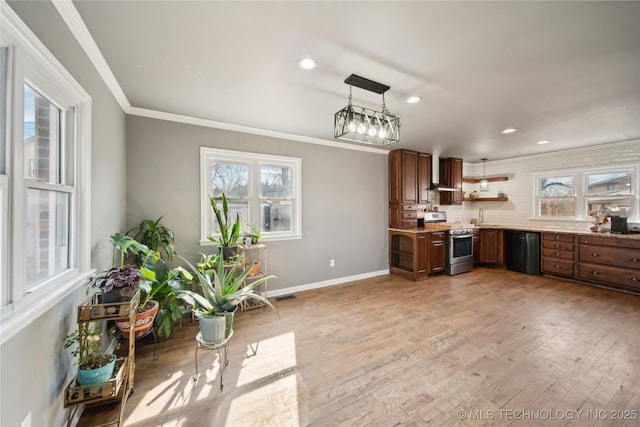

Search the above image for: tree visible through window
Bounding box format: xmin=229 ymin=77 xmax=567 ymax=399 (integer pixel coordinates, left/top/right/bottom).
xmin=200 ymin=148 xmax=301 ymax=242
xmin=538 ymin=175 xmax=576 ymax=217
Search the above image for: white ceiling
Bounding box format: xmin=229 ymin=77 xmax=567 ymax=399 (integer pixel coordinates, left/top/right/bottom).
xmin=72 ymin=1 xmax=640 ymax=162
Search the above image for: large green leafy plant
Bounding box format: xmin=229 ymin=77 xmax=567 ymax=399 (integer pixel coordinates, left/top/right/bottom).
xmin=110 ymin=233 xmax=188 ymax=340
xmin=127 ymin=216 xmax=176 ymax=262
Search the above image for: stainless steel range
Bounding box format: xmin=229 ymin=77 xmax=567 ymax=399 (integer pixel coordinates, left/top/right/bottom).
xmin=446 ymin=227 xmax=474 ymax=275
xmin=423 ymin=212 xmax=474 ymax=276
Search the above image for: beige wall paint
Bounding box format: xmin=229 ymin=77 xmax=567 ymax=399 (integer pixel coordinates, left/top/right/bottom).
xmin=125 ymin=115 xmax=389 ymax=293
xmin=2 ymin=2 xmax=127 ymax=426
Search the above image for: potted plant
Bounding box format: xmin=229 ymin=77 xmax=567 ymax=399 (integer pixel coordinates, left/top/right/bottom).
xmin=109 ymin=233 xmax=187 ymax=340
xmin=88 ymin=264 xmax=145 ymax=303
xmin=64 ymin=324 xmax=117 ymax=387
xmin=127 ymin=216 xmax=176 ymax=263
xmin=207 ymin=193 xmax=241 ymax=260
xmin=175 ymin=254 xmax=277 ymax=343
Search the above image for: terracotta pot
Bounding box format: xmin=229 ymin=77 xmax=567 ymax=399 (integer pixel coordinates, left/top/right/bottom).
xmin=115 ymin=300 xmax=159 ymax=339
xmin=246 ymin=263 xmax=260 ymax=277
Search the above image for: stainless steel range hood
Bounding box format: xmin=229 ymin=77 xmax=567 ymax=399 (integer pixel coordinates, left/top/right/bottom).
xmin=430 ymin=151 xmax=456 ymax=191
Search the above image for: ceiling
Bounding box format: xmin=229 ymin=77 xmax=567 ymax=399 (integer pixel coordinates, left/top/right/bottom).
xmin=72 ymin=1 xmax=640 ymax=162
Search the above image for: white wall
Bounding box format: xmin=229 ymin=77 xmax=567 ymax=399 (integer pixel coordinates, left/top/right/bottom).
xmin=1 ymin=2 xmax=127 ymax=426
xmin=441 ymin=139 xmax=640 ymax=229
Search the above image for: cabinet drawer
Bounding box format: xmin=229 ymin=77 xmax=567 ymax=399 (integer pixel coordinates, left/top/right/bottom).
xmin=579 ymin=235 xmax=640 ymax=250
xmin=578 ymin=263 xmax=640 ymax=290
xmin=542 ymin=240 xmax=573 ymax=251
xmin=401 ymin=204 xmax=421 ymax=211
xmin=430 ymin=231 xmax=446 ymax=242
xmin=400 ymin=219 xmax=417 ymax=228
xmin=542 ymin=248 xmax=574 ymax=260
xmin=543 ymin=232 xmax=574 ymax=243
xmin=542 ymin=259 xmax=574 ymax=277
xmin=401 ymin=211 xmax=418 ymax=219
xmin=579 ymin=245 xmax=640 ymax=270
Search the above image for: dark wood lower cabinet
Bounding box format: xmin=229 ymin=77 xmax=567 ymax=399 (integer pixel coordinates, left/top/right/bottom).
xmin=389 ymin=229 xmax=447 ymax=281
xmin=473 ymin=230 xmax=480 ymax=265
xmin=479 ymin=229 xmax=503 ymax=265
xmin=430 ymin=232 xmax=447 ymax=274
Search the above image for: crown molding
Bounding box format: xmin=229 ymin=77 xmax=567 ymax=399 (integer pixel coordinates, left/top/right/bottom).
xmin=51 ymin=0 xmax=388 ymax=155
xmin=52 ymin=0 xmax=131 ymax=111
xmin=128 ymin=107 xmax=390 ymax=154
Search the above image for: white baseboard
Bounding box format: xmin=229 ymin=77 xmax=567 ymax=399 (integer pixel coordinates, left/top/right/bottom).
xmin=266 ymin=269 xmax=390 ymax=298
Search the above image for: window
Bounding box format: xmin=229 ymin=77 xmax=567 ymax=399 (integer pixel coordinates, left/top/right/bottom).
xmin=534 ymin=166 xmax=638 ymax=221
xmin=1 ymin=3 xmax=91 ymax=343
xmin=200 ymin=147 xmax=302 ymax=243
xmin=537 ymin=175 xmax=576 ymax=217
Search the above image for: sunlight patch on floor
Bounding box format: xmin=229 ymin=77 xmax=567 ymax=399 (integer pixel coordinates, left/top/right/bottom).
xmin=226 ymin=371 xmax=300 ymax=426
xmin=237 ymin=331 xmax=297 ymax=387
xmin=124 ymin=370 xmax=194 ymax=426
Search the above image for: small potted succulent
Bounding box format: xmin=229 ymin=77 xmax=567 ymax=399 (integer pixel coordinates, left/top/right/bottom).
xmin=64 ymin=323 xmax=117 ymax=387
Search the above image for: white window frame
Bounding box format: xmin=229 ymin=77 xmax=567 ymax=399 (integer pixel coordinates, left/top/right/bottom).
xmin=0 ymin=3 xmax=92 ymax=345
xmin=200 ymin=147 xmax=302 ymax=243
xmin=533 ymin=164 xmax=639 ymax=222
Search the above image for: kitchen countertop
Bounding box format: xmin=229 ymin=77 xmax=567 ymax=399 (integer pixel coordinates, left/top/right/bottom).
xmin=389 ymin=224 xmax=640 ymax=240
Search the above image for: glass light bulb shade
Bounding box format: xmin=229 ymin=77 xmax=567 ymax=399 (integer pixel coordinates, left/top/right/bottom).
xmin=480 ymin=179 xmax=489 ymax=192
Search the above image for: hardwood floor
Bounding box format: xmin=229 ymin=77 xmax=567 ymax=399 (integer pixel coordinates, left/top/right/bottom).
xmin=79 ymin=267 xmax=640 ymax=426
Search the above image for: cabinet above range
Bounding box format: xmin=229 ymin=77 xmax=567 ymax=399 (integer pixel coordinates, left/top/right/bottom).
xmin=388 ymin=149 xmax=431 ymax=228
xmin=388 ymin=149 xmax=465 ymax=228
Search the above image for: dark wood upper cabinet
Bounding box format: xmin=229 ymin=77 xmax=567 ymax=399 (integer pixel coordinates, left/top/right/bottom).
xmin=417 ymin=152 xmax=432 ymax=204
xmin=439 ymin=157 xmax=463 ymax=205
xmin=388 ymin=149 xmax=432 ymax=228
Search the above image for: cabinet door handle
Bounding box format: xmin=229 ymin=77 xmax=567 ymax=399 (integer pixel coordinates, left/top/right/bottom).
xmin=553 ymin=244 xmax=561 ymax=248
xmin=591 ymin=253 xmax=600 ymax=257
xmin=631 ymin=278 xmax=639 ymax=282
xmin=632 ymin=258 xmax=639 ymax=262
xmin=591 ymin=271 xmax=599 ymax=275
xmin=555 ymin=252 xmax=561 ymax=256
xmin=554 ymin=236 xmax=560 ymax=240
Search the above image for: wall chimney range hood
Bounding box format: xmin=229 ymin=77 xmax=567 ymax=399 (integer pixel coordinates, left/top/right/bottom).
xmin=429 ymin=152 xmax=456 ymax=191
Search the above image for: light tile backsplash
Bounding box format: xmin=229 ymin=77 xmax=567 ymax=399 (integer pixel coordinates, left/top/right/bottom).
xmin=435 ymin=139 xmax=640 ymax=231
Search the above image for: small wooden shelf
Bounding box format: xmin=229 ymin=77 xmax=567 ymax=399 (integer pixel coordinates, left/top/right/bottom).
xmin=464 ymin=197 xmax=508 ymax=202
xmin=463 ymin=176 xmax=508 ymax=183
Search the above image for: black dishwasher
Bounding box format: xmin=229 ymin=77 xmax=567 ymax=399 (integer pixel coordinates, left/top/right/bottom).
xmin=504 ymin=230 xmax=541 ymax=275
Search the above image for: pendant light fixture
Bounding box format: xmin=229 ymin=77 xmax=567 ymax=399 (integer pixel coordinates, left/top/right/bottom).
xmin=334 ymin=74 xmax=400 ymax=146
xmin=480 ymin=158 xmax=489 ymax=191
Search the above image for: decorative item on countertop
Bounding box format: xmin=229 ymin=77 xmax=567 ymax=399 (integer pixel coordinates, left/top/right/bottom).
xmin=589 ymin=209 xmax=611 ymax=233
xmin=470 ymin=190 xmax=479 ymax=199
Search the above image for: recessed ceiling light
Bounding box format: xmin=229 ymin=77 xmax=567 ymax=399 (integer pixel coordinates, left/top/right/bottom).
xmin=500 ymin=128 xmax=518 ymax=134
xmin=537 ymin=140 xmax=551 ymax=145
xmin=406 ymin=96 xmax=421 ymax=104
xmin=298 ymin=58 xmax=317 ymax=70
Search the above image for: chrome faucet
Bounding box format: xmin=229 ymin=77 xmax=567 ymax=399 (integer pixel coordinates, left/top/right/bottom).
xmin=479 ymin=208 xmax=484 ymax=224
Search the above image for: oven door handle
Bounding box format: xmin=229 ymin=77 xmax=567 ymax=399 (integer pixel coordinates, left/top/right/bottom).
xmin=450 ymin=235 xmax=472 ymax=239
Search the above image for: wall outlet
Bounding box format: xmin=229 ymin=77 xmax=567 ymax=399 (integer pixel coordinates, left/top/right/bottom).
xmin=330 ymin=259 xmax=335 ymax=267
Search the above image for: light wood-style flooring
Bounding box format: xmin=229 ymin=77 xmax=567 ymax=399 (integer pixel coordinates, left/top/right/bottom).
xmin=79 ymin=267 xmax=640 ymax=426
